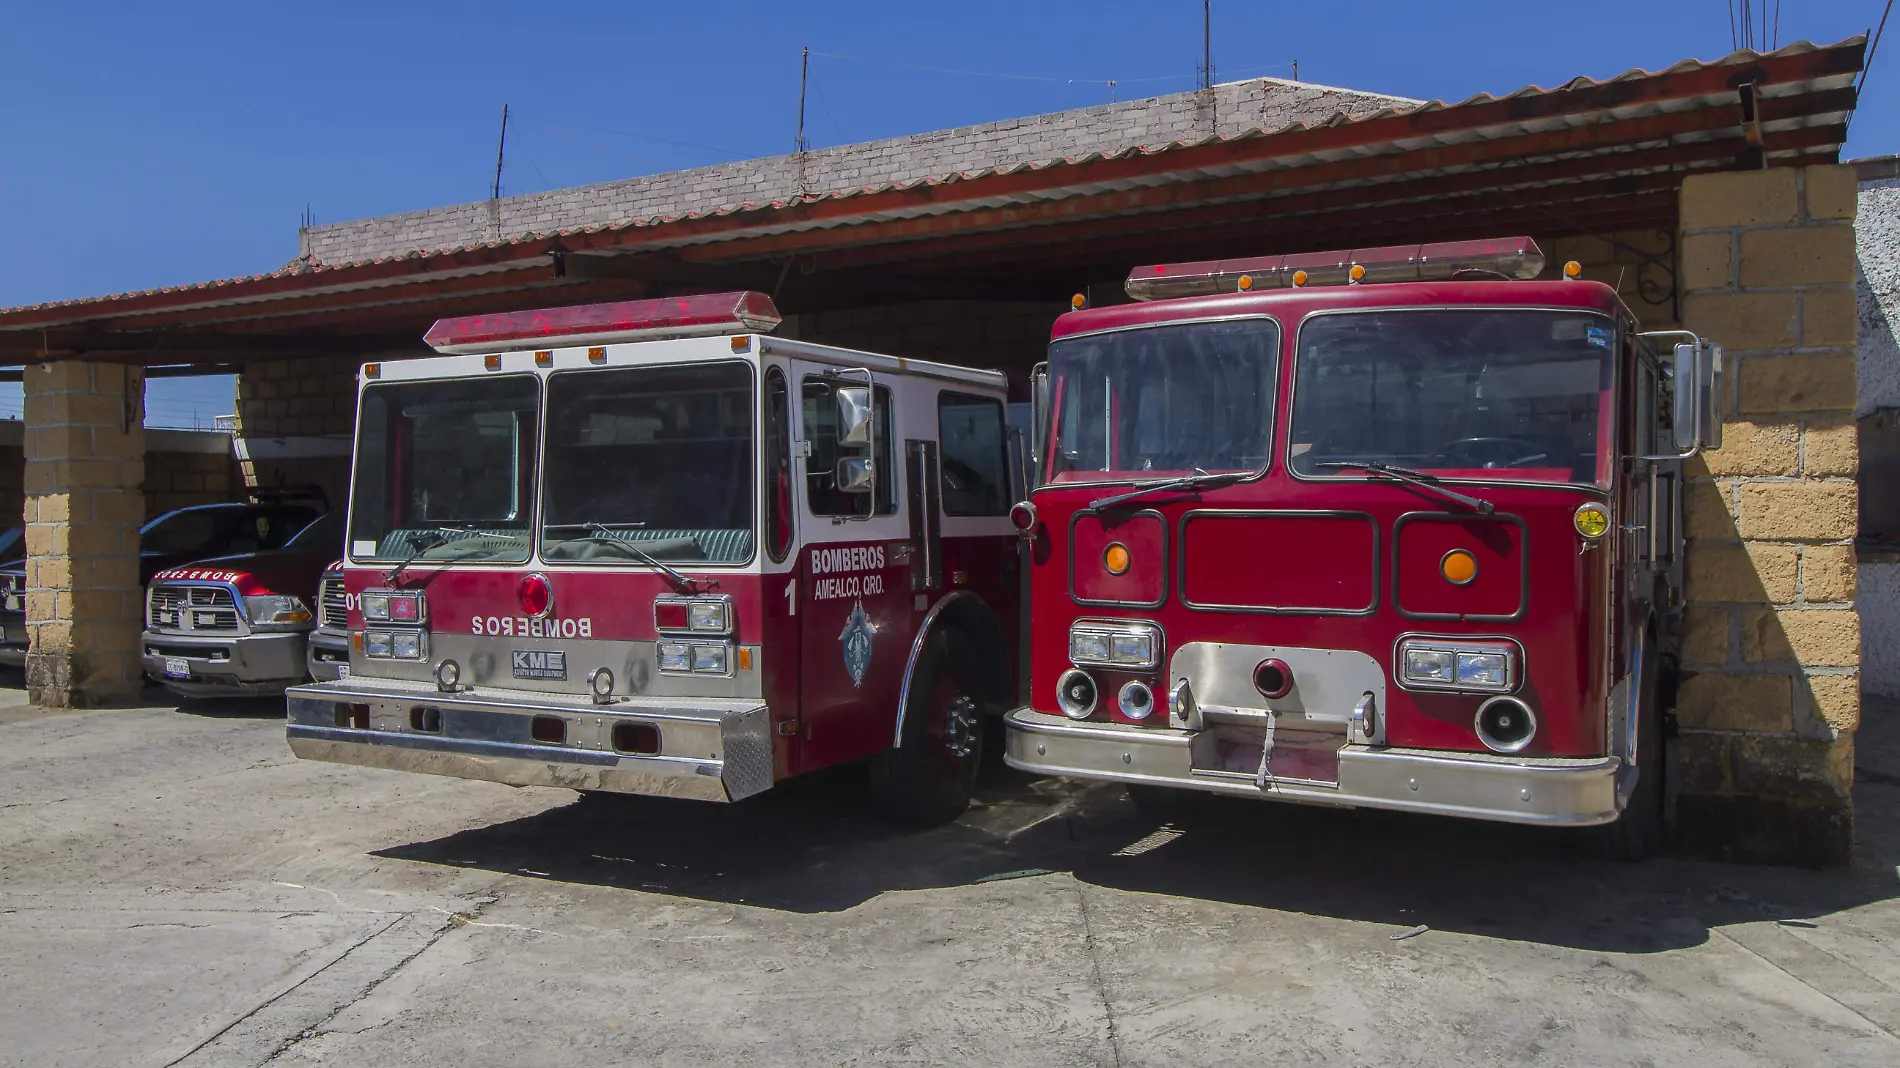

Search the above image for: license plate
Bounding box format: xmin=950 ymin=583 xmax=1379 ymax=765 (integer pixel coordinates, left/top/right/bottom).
xmin=336 ymin=664 xmax=350 ymax=680
xmin=511 ymin=649 xmax=566 ymax=680
xmin=163 ymin=657 xmax=191 ymax=679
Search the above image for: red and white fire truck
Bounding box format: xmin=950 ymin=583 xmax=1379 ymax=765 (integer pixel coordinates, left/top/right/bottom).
xmin=1002 ymin=238 xmax=1723 ymax=858
xmin=285 ymin=292 xmax=1022 ymax=825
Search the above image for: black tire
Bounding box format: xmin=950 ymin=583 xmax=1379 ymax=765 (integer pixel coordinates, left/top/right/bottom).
xmin=1587 ymin=631 xmax=1665 ymax=861
xmin=1125 ymin=783 xmax=1212 ymax=823
xmin=869 ymin=630 xmax=982 ymax=828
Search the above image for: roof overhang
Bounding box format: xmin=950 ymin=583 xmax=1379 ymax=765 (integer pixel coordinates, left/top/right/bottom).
xmin=0 ymin=38 xmax=1865 ymax=365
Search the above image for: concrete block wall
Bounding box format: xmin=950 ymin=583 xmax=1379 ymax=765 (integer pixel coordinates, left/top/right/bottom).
xmin=21 ymin=362 xmax=146 ymax=707
xmin=233 ymin=355 xmax=361 ymax=509
xmin=298 ymin=79 xmax=1412 ymax=266
xmin=1672 ymin=165 xmax=1861 ymax=865
xmin=1855 ymin=160 xmax=1899 ymax=699
xmin=0 ymin=423 xmax=242 ymax=531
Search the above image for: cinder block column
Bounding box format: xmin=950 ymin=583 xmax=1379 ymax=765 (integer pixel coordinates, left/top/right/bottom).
xmin=1675 ymin=165 xmax=1860 ymax=865
xmin=22 ymin=361 xmax=146 ymax=707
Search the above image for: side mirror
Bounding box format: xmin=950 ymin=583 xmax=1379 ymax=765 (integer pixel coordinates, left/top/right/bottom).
xmin=834 ymin=457 xmax=874 ymax=494
xmin=1671 ymin=341 xmax=1725 ymax=453
xmin=835 ymin=387 xmax=873 ymax=446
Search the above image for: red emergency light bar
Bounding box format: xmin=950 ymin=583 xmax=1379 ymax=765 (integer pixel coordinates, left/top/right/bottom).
xmin=1123 ymin=237 xmax=1547 ymax=302
xmin=423 ymin=291 xmax=783 ymax=354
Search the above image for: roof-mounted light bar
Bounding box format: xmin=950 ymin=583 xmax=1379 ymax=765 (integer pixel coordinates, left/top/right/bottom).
xmin=423 ymin=291 xmax=783 ymax=354
xmin=1123 ymin=238 xmax=1547 ymax=302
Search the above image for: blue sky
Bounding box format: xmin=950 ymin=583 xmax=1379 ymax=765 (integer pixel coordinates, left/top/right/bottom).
xmin=1 ymin=1 xmax=1893 ymax=426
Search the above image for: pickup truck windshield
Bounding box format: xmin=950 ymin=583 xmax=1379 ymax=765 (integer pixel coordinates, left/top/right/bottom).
xmin=1289 ymin=309 xmax=1613 ymax=486
xmin=1045 ymin=318 xmax=1280 ymax=484
xmin=540 ymin=361 xmax=755 ymax=564
xmin=347 ymin=376 xmax=538 ymax=563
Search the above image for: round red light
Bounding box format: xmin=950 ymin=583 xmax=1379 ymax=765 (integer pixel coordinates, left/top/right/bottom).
xmin=1009 ymin=500 xmax=1038 ymax=533
xmin=518 ymin=573 xmax=553 ymax=618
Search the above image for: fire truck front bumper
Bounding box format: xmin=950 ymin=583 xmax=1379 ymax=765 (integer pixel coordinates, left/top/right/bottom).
xmin=1004 ymin=709 xmax=1623 ymax=827
xmin=285 ymin=678 xmax=775 ymax=804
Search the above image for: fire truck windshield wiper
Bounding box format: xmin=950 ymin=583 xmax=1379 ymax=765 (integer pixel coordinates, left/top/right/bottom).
xmin=1313 ymin=461 xmax=1495 ymax=514
xmin=381 ymin=529 xmax=451 ymax=586
xmin=551 ymin=522 xmax=709 ymax=593
xmin=1089 ymin=469 xmax=1244 ymax=511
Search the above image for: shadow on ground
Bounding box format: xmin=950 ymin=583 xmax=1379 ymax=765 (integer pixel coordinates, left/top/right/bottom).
xmin=372 ymin=710 xmax=1900 ymax=950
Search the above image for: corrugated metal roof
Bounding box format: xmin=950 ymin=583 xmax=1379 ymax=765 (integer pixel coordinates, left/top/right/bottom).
xmin=0 ymin=37 xmax=1865 ymax=344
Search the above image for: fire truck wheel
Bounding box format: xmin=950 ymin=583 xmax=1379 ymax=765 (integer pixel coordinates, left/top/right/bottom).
xmin=1587 ymin=633 xmax=1665 ymax=862
xmin=869 ymin=630 xmax=982 ymax=828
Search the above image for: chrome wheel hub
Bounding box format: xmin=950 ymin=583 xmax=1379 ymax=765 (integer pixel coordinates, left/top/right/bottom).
xmin=945 ymin=695 xmax=979 ymax=760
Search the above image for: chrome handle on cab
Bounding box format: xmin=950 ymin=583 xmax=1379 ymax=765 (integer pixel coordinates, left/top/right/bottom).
xmin=1350 ymin=691 xmax=1379 ymax=745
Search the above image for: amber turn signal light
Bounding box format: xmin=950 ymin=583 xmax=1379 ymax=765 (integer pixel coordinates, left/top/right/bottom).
xmin=1440 ymin=549 xmax=1478 ymax=586
xmin=1103 ymin=543 xmax=1131 ymax=576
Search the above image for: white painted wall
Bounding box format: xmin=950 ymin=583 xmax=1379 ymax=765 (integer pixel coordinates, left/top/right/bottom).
xmin=1858 ymin=164 xmax=1900 ymax=699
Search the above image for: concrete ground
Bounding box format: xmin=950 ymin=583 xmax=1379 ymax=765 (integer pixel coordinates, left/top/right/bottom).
xmin=3 ymin=681 xmax=1899 ymax=1068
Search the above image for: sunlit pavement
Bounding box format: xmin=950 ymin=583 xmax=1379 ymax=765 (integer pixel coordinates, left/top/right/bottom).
xmin=3 ymin=676 xmax=1898 ymax=1067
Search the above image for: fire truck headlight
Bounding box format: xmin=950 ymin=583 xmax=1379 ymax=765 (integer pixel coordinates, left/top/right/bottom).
xmin=688 ymin=600 xmax=730 ymax=634
xmin=1070 ymin=630 xmax=1110 ymax=663
xmin=1110 ymin=632 xmax=1154 ymax=666
xmin=657 ymin=642 xmax=692 ymax=673
xmin=365 ymin=630 xmax=395 ymax=658
xmin=691 ymin=643 xmax=730 ymax=674
xmin=1069 ymin=622 xmax=1163 ymax=670
xmin=360 ymin=591 xmax=391 ymax=622
xmin=1402 ymin=647 xmax=1457 ymax=685
xmin=391 ymin=632 xmax=425 ymax=660
xmin=1455 ymin=652 xmax=1508 ymax=688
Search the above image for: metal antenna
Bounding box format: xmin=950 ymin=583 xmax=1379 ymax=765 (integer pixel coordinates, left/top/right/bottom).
xmin=797 ymin=47 xmax=810 ymax=153
xmin=1199 ymin=0 xmax=1214 ymax=90
xmin=491 ymin=104 xmax=509 ymax=201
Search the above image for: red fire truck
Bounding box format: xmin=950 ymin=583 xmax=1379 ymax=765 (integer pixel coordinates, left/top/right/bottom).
xmin=285 ymin=292 xmax=1022 ymax=826
xmin=1002 ymin=238 xmax=1724 ymax=858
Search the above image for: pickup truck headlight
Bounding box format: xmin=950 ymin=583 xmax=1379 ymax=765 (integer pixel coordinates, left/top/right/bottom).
xmin=1068 ymin=621 xmax=1161 ymax=670
xmin=244 ymin=595 xmax=312 ymax=628
xmin=1398 ymin=639 xmax=1516 ymax=694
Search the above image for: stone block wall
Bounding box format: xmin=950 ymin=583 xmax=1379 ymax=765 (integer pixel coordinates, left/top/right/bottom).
xmin=1673 ymin=165 xmax=1861 ymax=866
xmin=233 ymin=355 xmax=361 ymax=509
xmin=21 ymin=361 xmax=146 ymax=707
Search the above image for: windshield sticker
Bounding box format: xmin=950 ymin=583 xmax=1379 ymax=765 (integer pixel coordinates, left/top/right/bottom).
xmin=352 ymin=541 xmax=377 ymax=556
xmin=1586 ymin=326 xmax=1611 ymax=348
xmin=840 ymin=599 xmax=877 ymax=687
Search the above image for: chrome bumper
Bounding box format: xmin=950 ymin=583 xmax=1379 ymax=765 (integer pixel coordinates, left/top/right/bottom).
xmin=1004 ymin=709 xmax=1622 ymax=827
xmin=285 ymin=678 xmax=775 ymax=803
xmin=142 ymin=629 xmax=310 ymax=697
xmin=305 ymin=627 xmax=349 ymax=682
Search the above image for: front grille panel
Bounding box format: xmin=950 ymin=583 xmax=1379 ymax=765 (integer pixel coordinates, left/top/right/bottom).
xmin=149 ymin=585 xmax=241 ymax=632
xmin=319 ymin=577 xmax=348 ymax=628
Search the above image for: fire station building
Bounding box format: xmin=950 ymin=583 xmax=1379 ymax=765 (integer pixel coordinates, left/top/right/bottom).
xmin=0 ymin=37 xmax=1885 ymax=865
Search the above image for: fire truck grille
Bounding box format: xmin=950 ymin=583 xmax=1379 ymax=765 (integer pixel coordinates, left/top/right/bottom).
xmin=318 ymin=578 xmax=348 ymax=628
xmin=150 ymin=585 xmax=241 ymax=632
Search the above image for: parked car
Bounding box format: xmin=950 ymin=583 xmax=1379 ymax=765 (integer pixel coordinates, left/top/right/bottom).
xmin=138 ymin=500 xmax=323 ymax=586
xmin=0 ymin=568 xmax=23 ymax=668
xmin=306 ymin=560 xmax=350 ymax=682
xmin=140 ymin=511 xmax=343 ymax=698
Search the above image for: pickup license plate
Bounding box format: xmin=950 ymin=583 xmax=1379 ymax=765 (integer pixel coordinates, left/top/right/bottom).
xmin=511 ymin=649 xmax=566 ymax=680
xmin=163 ymin=658 xmax=191 ymax=679
xmin=336 ymin=664 xmax=350 ymax=680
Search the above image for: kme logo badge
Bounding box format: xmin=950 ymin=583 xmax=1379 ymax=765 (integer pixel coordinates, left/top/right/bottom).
xmin=839 ymin=599 xmax=877 ymax=687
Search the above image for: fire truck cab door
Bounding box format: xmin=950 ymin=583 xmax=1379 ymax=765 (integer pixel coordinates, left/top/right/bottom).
xmin=791 ymin=363 xmax=916 ymax=771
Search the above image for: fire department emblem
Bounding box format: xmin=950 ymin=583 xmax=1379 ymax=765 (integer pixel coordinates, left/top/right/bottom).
xmin=839 ymin=599 xmax=877 ymax=687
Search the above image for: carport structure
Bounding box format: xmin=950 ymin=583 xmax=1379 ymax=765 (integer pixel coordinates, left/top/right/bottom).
xmin=0 ymin=38 xmax=1868 ymax=863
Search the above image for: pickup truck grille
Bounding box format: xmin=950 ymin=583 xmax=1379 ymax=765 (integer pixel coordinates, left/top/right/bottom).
xmin=149 ymin=585 xmax=241 ymax=633
xmin=319 ymin=577 xmax=348 ymax=628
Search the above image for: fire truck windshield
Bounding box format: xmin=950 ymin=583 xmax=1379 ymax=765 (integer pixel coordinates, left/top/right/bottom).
xmin=1044 ymin=318 xmax=1280 ymax=484
xmin=347 ymin=375 xmax=539 ymax=563
xmin=539 ymin=361 xmax=755 ymax=564
xmin=1288 ymin=309 xmax=1613 ymax=486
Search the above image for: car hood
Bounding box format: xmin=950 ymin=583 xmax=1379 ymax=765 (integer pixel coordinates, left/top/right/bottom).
xmin=149 ymin=546 xmax=337 ymax=600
